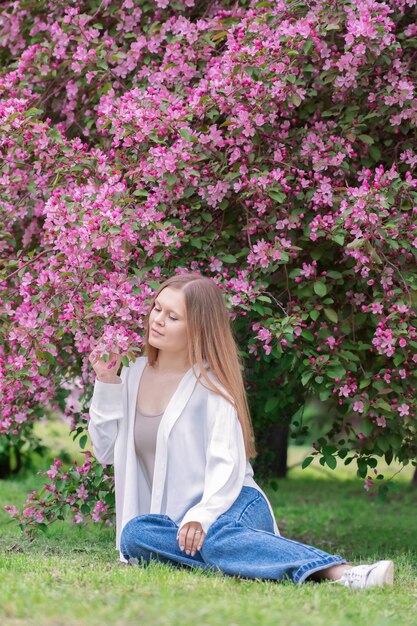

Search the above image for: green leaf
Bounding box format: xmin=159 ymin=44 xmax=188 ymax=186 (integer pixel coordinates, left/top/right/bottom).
xmin=358 ymin=134 xmax=375 ymax=145
xmin=183 ymin=187 xmax=195 ymax=199
xmin=268 ymin=190 xmax=286 ymax=202
xmin=340 ymin=350 xmax=360 ymax=362
xmin=319 ymin=389 xmax=331 ymax=401
xmin=313 ymin=281 xmax=327 ymax=297
xmin=302 ymin=456 xmax=314 ymax=469
xmin=385 ymin=450 xmax=393 ymax=465
xmin=290 ymin=93 xmax=302 ymax=107
xmin=327 ymin=270 xmax=343 ymax=279
xmin=327 ymin=366 xmax=346 ymax=379
xmin=79 ymin=435 xmax=87 ymax=450
xmin=264 ymin=397 xmax=279 ymax=413
xmin=324 ymin=308 xmax=338 ymax=323
xmin=346 ymin=238 xmax=365 ymax=250
xmin=324 ymin=445 xmax=337 ymax=455
xmin=44 ymin=352 xmax=56 ymax=365
xmin=325 ymin=455 xmax=337 ymax=470
xmin=301 ymin=371 xmax=314 ymax=386
xmin=165 ymin=173 xmax=177 ymax=185
xmin=357 ymin=458 xmax=368 ymax=478
xmin=179 ymin=128 xmax=192 ymax=141
xmin=26 ymin=107 xmax=44 ymax=117
xmin=37 ymin=523 xmax=49 ymax=534
xmin=374 ymin=399 xmax=391 ymax=412
xmin=332 ymin=234 xmax=345 ymax=246
xmin=220 ymin=254 xmax=237 ymax=263
xmin=369 ymin=145 xmax=381 ymax=161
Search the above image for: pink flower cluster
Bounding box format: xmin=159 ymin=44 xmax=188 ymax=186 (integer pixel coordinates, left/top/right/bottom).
xmin=5 ymin=452 xmax=115 ymax=535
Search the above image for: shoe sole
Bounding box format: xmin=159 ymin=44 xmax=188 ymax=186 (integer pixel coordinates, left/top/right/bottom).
xmin=373 ymin=560 xmax=394 ymax=586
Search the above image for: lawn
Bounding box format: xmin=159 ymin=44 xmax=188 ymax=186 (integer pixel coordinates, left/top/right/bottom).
xmin=1 ymin=443 xmax=416 ymax=626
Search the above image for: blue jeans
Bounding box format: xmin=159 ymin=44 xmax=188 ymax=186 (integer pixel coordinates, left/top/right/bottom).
xmin=120 ymin=486 xmax=346 ymax=584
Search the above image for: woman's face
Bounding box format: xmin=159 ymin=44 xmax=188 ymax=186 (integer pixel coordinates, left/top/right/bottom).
xmin=148 ymin=287 xmax=188 ymax=355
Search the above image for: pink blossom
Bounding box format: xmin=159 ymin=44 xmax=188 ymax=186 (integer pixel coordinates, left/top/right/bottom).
xmin=300 ymin=263 xmax=316 ymax=278
xmin=370 ymin=302 xmax=383 ymax=314
xmin=76 ymin=485 xmax=88 ymax=501
xmin=397 ymin=403 xmax=410 ymax=417
xmin=257 ymin=328 xmax=272 ymax=343
xmin=4 ymin=505 xmax=19 ymax=518
xmin=73 ymin=512 xmax=84 ymax=524
xmin=338 ymin=385 xmax=350 ymax=398
xmin=325 ymin=336 xmax=336 ymax=348
xmin=46 ymin=465 xmax=58 ymax=479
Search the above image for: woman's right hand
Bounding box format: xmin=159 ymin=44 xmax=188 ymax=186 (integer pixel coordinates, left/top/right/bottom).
xmin=88 ymin=337 xmax=123 ymax=383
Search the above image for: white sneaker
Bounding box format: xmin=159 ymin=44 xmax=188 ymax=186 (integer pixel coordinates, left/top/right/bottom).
xmin=335 ymin=560 xmax=394 ymax=589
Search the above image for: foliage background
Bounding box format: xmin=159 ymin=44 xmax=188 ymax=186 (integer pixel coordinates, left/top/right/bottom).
xmin=0 ymin=0 xmax=416 ymax=529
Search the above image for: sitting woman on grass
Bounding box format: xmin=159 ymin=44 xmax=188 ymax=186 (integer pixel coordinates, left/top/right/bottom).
xmin=88 ymin=271 xmax=394 ymax=589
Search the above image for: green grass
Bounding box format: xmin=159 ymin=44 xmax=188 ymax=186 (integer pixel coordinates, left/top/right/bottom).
xmin=1 ymin=446 xmax=417 ymax=626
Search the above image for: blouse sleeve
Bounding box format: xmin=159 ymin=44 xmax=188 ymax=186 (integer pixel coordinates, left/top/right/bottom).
xmin=88 ymin=366 xmax=128 ymax=465
xmin=178 ymin=391 xmax=247 ymax=534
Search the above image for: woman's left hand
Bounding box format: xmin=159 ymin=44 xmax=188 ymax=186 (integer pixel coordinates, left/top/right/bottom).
xmin=177 ymin=521 xmax=206 ymax=557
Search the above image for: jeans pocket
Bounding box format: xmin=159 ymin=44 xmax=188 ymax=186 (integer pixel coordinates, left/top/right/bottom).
xmin=237 ymin=492 xmax=275 ymax=533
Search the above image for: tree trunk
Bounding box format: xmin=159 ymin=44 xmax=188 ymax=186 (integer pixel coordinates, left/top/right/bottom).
xmin=0 ymin=446 xmax=22 ymax=478
xmin=268 ymin=420 xmax=290 ymax=478
xmin=412 ymin=465 xmax=417 ymax=486
xmin=0 ymin=454 xmax=11 ymax=480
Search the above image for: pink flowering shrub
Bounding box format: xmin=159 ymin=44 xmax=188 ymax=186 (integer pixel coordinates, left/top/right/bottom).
xmin=1 ymin=0 xmax=417 ymax=530
xmin=5 ymin=452 xmax=114 ymax=535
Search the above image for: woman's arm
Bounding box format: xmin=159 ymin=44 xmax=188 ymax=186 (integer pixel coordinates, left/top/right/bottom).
xmin=178 ymin=391 xmax=247 ymax=534
xmin=88 ymin=366 xmax=127 ymax=465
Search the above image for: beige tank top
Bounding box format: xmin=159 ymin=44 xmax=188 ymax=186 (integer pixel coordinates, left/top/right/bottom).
xmin=134 ymin=406 xmax=164 ymax=488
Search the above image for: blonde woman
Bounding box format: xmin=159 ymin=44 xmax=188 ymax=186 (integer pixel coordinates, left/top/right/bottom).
xmin=88 ymin=272 xmax=393 ymax=588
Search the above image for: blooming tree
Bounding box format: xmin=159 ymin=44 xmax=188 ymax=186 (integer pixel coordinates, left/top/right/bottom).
xmin=1 ymin=0 xmax=416 ymax=532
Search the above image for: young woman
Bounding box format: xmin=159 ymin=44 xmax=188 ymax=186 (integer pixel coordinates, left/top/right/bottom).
xmin=88 ymin=272 xmax=394 ymax=588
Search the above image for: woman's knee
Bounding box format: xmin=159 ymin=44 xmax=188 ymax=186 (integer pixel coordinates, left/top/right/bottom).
xmin=120 ymin=516 xmax=152 ymax=561
xmin=199 ymin=522 xmax=233 ymax=569
xmin=120 ymin=514 xmax=176 ymax=561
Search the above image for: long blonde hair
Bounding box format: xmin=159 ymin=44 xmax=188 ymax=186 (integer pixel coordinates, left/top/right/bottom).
xmin=145 ymin=272 xmax=256 ymax=460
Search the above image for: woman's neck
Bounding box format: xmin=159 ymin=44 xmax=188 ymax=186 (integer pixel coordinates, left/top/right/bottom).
xmin=152 ymin=350 xmax=191 ymax=373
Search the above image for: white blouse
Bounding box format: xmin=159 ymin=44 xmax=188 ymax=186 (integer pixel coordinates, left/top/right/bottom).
xmin=88 ymin=356 xmax=279 ymax=561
